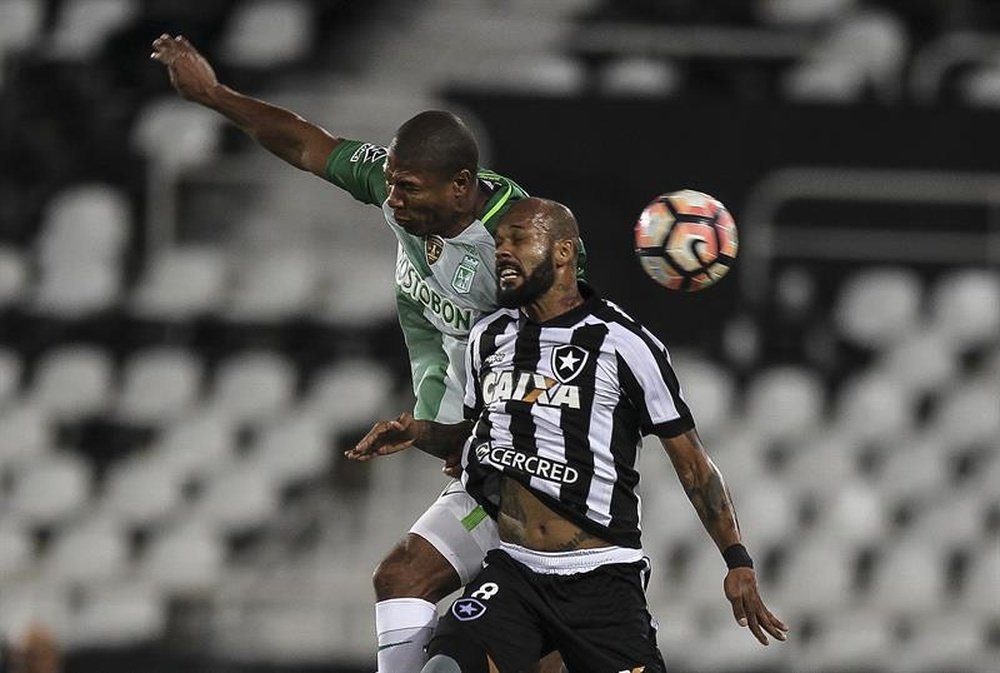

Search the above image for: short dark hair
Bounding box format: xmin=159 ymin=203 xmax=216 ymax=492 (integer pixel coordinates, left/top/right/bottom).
xmin=392 ymin=110 xmax=480 ymax=178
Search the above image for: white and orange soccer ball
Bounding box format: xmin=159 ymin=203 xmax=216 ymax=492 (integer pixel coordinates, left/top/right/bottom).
xmin=634 ymin=189 xmax=738 ymax=292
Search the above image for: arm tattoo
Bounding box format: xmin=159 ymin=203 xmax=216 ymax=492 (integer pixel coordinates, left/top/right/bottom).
xmin=681 ymin=466 xmax=741 ymax=545
xmin=415 ymin=420 xmax=473 ymax=459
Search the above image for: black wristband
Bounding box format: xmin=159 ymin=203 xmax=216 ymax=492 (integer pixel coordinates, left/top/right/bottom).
xmin=723 ymin=543 xmax=754 ymax=570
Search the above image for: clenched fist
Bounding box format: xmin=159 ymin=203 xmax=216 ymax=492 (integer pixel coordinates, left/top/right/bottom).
xmin=150 ymin=34 xmax=220 ymax=105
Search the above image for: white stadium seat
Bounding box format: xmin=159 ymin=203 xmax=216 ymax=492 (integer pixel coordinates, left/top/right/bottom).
xmin=32 ymin=260 xmax=120 ymax=317
xmin=744 ymin=365 xmax=825 ymax=442
xmin=0 ymin=581 xmax=72 ymax=643
xmin=0 ymin=0 xmax=44 ymax=54
xmin=247 ymin=413 xmax=329 ymax=486
xmin=0 ymin=347 xmax=22 ymax=407
xmin=42 ymin=517 xmax=129 ymax=585
xmin=141 ymin=522 xmax=224 ymax=595
xmin=0 ymin=401 xmax=54 ymax=468
xmin=929 ymin=378 xmax=1000 ymax=448
xmin=962 ymin=540 xmax=1000 ymax=616
xmin=100 ymin=453 xmax=184 ymax=527
xmin=8 ymin=453 xmax=90 ymax=526
xmin=866 ymin=540 xmax=950 ymax=614
xmin=875 ymin=331 xmax=958 ymax=394
xmin=148 ymin=410 xmax=236 ymax=479
xmin=810 ymin=480 xmax=889 ymax=546
xmin=226 ymin=249 xmax=320 ymax=322
xmin=37 ymin=183 xmax=130 ymax=264
xmin=0 ymin=246 xmax=28 ymax=308
xmin=220 ymin=0 xmax=313 ymax=67
xmin=116 ymin=348 xmax=203 ymax=424
xmin=208 ymin=350 xmax=297 ymax=425
xmin=773 ymin=534 xmax=857 ymax=613
xmin=48 ymin=0 xmax=137 ymax=59
xmin=0 ymin=518 xmax=33 ymax=581
xmin=798 ymin=610 xmax=895 ymax=672
xmin=314 ymin=249 xmax=398 ymax=326
xmin=130 ymin=246 xmax=230 ymax=320
xmin=669 ymin=355 xmax=734 ymax=442
xmin=835 ymin=371 xmax=915 ymax=444
xmin=68 ymin=581 xmax=166 ymax=648
xmin=929 ymin=269 xmax=1000 ymax=348
xmin=195 ymin=463 xmax=279 ymax=534
xmin=28 ymin=345 xmax=114 ymax=419
xmin=834 ymin=267 xmax=922 ymax=349
xmin=303 ymin=359 xmax=393 ymax=428
xmin=131 ymin=97 xmax=222 ymax=169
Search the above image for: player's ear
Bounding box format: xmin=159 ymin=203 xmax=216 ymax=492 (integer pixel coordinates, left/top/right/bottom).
xmin=554 ymin=238 xmax=575 ymax=267
xmin=451 ymin=168 xmax=474 ymax=198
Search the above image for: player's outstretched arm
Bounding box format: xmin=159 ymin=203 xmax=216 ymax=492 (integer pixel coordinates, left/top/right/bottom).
xmin=347 ymin=412 xmax=473 ymax=462
xmin=150 ymin=34 xmax=340 ymax=176
xmin=660 ymin=429 xmax=789 ymax=646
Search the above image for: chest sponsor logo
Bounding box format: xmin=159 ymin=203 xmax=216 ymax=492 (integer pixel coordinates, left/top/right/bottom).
xmin=425 ymin=235 xmax=445 ymax=265
xmin=396 ymin=255 xmax=473 ymax=332
xmin=475 ymin=443 xmax=579 ymax=485
xmin=451 ymin=254 xmax=479 ymax=294
xmin=483 ymin=349 xmax=512 ymax=368
xmin=551 ymin=344 xmax=589 ymax=383
xmin=481 ymin=369 xmax=580 ymax=410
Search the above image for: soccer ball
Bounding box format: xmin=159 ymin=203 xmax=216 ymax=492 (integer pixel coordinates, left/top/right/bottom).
xmin=634 ymin=189 xmax=738 ymax=292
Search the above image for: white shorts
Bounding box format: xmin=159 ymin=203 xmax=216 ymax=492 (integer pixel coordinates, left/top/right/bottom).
xmin=409 ymin=479 xmax=499 ymax=585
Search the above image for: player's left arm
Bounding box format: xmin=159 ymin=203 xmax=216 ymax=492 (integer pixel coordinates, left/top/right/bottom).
xmin=659 ymin=429 xmax=789 ymax=645
xmin=347 ymin=413 xmax=473 ymax=461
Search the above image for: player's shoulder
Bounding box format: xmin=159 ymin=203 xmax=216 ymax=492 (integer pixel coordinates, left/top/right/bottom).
xmin=469 ymin=307 xmax=519 ymax=343
xmin=595 ymin=298 xmax=670 ymax=356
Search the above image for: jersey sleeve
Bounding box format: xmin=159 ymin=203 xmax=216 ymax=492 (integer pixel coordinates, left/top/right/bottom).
xmin=615 ymin=328 xmax=695 ymax=438
xmin=463 ymin=326 xmax=484 ymax=421
xmin=323 ymin=139 xmax=390 ymax=206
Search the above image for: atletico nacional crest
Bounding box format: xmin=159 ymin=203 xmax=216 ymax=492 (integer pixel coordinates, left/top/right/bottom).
xmin=451 ymin=254 xmax=479 ymax=294
xmin=551 ymin=344 xmax=589 ymax=383
xmin=425 ymin=235 xmax=445 ymax=265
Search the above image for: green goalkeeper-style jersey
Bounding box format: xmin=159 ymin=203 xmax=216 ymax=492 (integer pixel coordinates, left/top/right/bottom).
xmin=325 ymin=139 xmax=529 ymax=424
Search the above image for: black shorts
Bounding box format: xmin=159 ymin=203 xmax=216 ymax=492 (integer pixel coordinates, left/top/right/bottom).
xmin=429 ymin=549 xmax=666 ymax=673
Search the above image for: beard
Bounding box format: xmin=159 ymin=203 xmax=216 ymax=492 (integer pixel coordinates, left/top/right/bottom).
xmin=497 ymin=250 xmax=556 ymax=309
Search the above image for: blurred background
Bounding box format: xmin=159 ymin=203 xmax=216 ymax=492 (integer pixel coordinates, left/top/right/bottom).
xmin=0 ymin=1 xmax=997 ymax=672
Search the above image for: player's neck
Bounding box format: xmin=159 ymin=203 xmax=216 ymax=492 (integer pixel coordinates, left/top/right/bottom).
xmin=523 ymin=278 xmax=583 ymax=324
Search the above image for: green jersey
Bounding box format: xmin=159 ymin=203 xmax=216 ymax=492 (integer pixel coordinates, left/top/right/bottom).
xmin=325 ymin=139 xmax=529 ymax=423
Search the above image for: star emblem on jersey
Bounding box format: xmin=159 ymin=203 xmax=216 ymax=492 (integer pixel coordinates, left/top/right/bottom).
xmin=551 ymin=344 xmax=589 ymax=383
xmin=451 ymin=597 xmax=487 ymax=621
xmin=425 ymin=235 xmax=445 ymax=265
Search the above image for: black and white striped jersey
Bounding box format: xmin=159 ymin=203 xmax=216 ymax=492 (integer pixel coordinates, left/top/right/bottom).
xmin=460 ymin=283 xmax=695 ymax=549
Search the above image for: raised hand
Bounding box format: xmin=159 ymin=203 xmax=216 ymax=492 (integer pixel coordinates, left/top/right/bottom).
xmin=346 ymin=412 xmax=421 ymax=461
xmin=723 ymin=567 xmax=789 ymax=646
xmin=150 ymin=34 xmax=220 ymax=104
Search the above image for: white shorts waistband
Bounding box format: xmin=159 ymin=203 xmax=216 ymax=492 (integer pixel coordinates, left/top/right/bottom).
xmin=498 ymin=541 xmax=644 ymax=575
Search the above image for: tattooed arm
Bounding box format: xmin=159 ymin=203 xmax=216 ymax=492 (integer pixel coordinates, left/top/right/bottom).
xmin=660 ymin=429 xmax=788 ymax=646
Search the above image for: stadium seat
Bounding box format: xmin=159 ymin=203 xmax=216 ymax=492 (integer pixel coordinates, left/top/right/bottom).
xmin=100 ymin=453 xmax=183 ymax=527
xmin=597 ymin=56 xmax=680 ymax=97
xmin=744 ymin=365 xmax=825 ymax=442
xmin=877 ymin=435 xmax=954 ymax=506
xmin=42 ymin=517 xmax=129 ymax=585
xmin=0 ymin=581 xmax=72 ymax=644
xmin=0 ymin=518 xmax=33 ymax=581
xmin=783 ymin=429 xmax=863 ymax=500
xmin=130 ymin=97 xmax=223 ymax=169
xmin=833 ymin=267 xmax=922 ymax=349
xmin=875 ymin=330 xmax=958 ymax=395
xmin=314 ymin=249 xmax=398 ymax=326
xmin=891 ymin=612 xmax=994 ymax=673
xmin=129 ymin=246 xmax=230 ymax=320
xmin=0 ymin=245 xmax=28 ymax=308
xmin=929 ymin=377 xmax=1000 ymax=448
xmin=115 ymin=348 xmax=203 ymax=424
xmin=684 ymin=608 xmax=791 ymax=673
xmin=865 ymin=539 xmax=950 ymax=614
xmin=68 ymin=581 xmax=166 ymax=648
xmin=31 ymin=259 xmax=120 ymax=318
xmin=961 ymin=540 xmax=1000 ymax=616
xmin=7 ymin=453 xmax=90 ymax=527
xmin=208 ymin=350 xmax=297 ymax=425
xmin=0 ymin=0 xmax=44 ymax=55
xmin=756 ymin=0 xmax=858 ymax=27
xmin=907 ymin=491 xmax=988 ymax=552
xmin=772 ymin=533 xmax=858 ymax=612
xmin=47 ymin=0 xmax=138 ymax=59
xmin=246 ymin=413 xmax=329 ymax=486
xmin=147 ymin=410 xmax=236 ymax=480
xmin=729 ymin=481 xmax=799 ymax=549
xmin=810 ymin=480 xmax=889 ymax=546
xmin=302 ymin=359 xmax=393 ymax=428
xmin=27 ymin=345 xmax=114 ymax=420
xmin=37 ymin=184 xmax=131 ymax=265
xmin=669 ymin=354 xmax=735 ymax=443
xmin=0 ymin=348 xmax=22 ymax=407
xmin=226 ymin=249 xmax=320 ymax=322
xmin=928 ymin=269 xmax=1000 ymax=349
xmin=834 ymin=371 xmax=915 ymax=444
xmin=798 ymin=610 xmax=895 ymax=672
xmin=195 ymin=462 xmax=279 ymax=534
xmin=0 ymin=401 xmax=54 ymax=469
xmin=140 ymin=522 xmax=224 ymax=595
xmin=220 ymin=0 xmax=313 ymax=67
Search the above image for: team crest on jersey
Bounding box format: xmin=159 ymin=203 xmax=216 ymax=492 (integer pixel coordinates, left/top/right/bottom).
xmin=425 ymin=235 xmax=445 ymax=265
xmin=451 ymin=254 xmax=479 ymax=294
xmin=451 ymin=598 xmax=487 ymax=621
xmin=551 ymin=344 xmax=589 ymax=383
